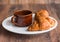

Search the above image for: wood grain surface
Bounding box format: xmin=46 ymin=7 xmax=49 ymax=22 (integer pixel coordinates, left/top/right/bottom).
xmin=0 ymin=0 xmax=60 ymax=42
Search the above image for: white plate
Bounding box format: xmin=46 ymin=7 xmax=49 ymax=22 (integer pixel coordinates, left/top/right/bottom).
xmin=2 ymin=16 xmax=58 ymax=34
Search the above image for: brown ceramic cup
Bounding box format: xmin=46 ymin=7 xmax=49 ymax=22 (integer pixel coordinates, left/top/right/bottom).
xmin=11 ymin=10 xmax=32 ymax=27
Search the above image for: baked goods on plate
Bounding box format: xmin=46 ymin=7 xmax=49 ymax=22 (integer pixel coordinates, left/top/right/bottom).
xmin=28 ymin=10 xmax=55 ymax=31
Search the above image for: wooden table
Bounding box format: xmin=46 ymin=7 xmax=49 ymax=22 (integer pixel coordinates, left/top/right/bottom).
xmin=0 ymin=3 xmax=60 ymax=42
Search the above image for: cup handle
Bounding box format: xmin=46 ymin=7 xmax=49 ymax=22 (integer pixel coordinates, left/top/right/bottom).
xmin=11 ymin=16 xmax=16 ymax=24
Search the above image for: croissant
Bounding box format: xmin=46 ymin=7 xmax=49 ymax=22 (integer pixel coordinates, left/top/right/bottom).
xmin=28 ymin=21 xmax=39 ymax=31
xmin=36 ymin=10 xmax=49 ymax=18
xmin=28 ymin=10 xmax=55 ymax=31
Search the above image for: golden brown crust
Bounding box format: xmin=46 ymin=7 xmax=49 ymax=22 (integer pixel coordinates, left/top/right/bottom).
xmin=28 ymin=21 xmax=39 ymax=31
xmin=28 ymin=10 xmax=55 ymax=31
xmin=36 ymin=10 xmax=49 ymax=18
xmin=46 ymin=17 xmax=55 ymax=26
